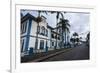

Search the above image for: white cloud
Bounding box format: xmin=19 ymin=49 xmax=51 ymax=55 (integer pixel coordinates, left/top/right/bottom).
xmin=21 ymin=10 xmax=90 ymax=39
xmin=65 ymin=13 xmax=90 ymax=37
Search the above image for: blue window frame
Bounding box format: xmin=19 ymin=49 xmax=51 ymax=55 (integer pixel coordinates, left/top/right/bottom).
xmin=41 ymin=26 xmax=45 ymax=35
xmin=21 ymin=39 xmax=24 ymax=52
xmin=40 ymin=40 xmax=44 ymax=49
xmin=21 ymin=21 xmax=27 ymax=34
xmin=52 ymin=41 xmax=54 ymax=46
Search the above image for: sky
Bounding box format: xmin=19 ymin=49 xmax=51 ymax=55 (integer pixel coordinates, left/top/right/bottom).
xmin=21 ymin=10 xmax=90 ymax=40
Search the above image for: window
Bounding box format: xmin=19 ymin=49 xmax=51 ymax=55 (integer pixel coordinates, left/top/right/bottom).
xmin=21 ymin=21 xmax=27 ymax=34
xmin=58 ymin=36 xmax=60 ymax=40
xmin=21 ymin=39 xmax=24 ymax=52
xmin=51 ymin=33 xmax=55 ymax=38
xmin=40 ymin=40 xmax=44 ymax=49
xmin=52 ymin=41 xmax=54 ymax=46
xmin=41 ymin=26 xmax=45 ymax=35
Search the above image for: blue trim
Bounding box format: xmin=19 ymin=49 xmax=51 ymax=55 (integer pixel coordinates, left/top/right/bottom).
xmin=25 ymin=19 xmax=32 ymax=51
xmin=21 ymin=39 xmax=24 ymax=52
xmin=21 ymin=21 xmax=27 ymax=34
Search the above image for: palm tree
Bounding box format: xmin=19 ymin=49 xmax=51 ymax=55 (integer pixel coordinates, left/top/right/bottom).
xmin=35 ymin=11 xmax=48 ymax=51
xmin=70 ymin=37 xmax=74 ymax=47
xmin=58 ymin=18 xmax=70 ymax=48
xmin=50 ymin=11 xmax=65 ymax=49
xmin=72 ymin=32 xmax=79 ymax=46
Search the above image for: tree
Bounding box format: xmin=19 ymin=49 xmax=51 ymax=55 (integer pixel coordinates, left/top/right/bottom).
xmin=86 ymin=32 xmax=90 ymax=47
xmin=50 ymin=11 xmax=65 ymax=49
xmin=73 ymin=32 xmax=78 ymax=37
xmin=58 ymin=18 xmax=70 ymax=48
xmin=76 ymin=37 xmax=80 ymax=44
xmin=72 ymin=32 xmax=79 ymax=46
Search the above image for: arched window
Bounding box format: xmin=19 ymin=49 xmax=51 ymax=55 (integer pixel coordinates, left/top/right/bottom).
xmin=21 ymin=21 xmax=27 ymax=34
xmin=41 ymin=26 xmax=45 ymax=35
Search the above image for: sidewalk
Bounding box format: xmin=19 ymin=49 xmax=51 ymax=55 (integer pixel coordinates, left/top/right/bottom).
xmin=21 ymin=48 xmax=72 ymax=63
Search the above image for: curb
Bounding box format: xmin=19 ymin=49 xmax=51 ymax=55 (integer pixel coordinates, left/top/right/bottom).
xmin=31 ymin=48 xmax=72 ymax=62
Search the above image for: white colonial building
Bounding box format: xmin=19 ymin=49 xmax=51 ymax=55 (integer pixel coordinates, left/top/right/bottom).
xmin=21 ymin=13 xmax=65 ymax=56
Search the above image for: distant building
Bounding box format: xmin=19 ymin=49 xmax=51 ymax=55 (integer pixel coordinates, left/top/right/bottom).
xmin=21 ymin=13 xmax=63 ymax=57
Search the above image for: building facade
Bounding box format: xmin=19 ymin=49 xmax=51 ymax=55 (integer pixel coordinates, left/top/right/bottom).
xmin=21 ymin=13 xmax=64 ymax=57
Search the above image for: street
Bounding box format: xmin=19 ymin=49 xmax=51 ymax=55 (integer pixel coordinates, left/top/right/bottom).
xmin=41 ymin=43 xmax=89 ymax=62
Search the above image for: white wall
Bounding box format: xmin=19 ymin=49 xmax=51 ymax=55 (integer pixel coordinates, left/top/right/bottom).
xmin=29 ymin=18 xmax=49 ymax=50
xmin=30 ymin=20 xmax=37 ymax=36
xmin=30 ymin=19 xmax=48 ymax=39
